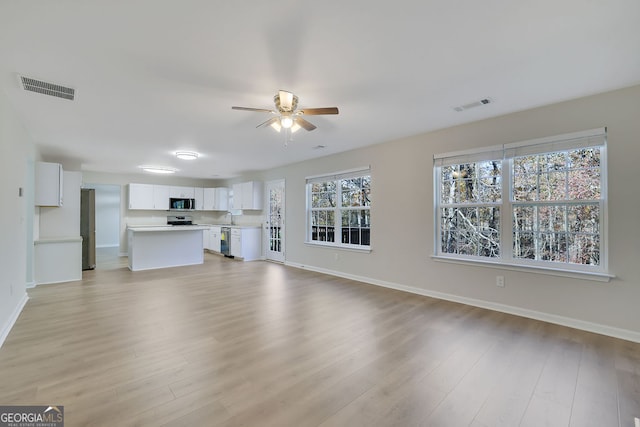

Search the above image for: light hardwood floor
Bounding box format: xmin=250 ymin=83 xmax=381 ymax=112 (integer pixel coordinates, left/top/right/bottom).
xmin=1 ymin=252 xmax=639 ymax=426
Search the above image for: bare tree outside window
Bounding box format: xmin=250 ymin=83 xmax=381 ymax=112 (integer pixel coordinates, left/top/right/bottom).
xmin=435 ymin=128 xmax=606 ymax=275
xmin=308 ymin=172 xmax=371 ymax=248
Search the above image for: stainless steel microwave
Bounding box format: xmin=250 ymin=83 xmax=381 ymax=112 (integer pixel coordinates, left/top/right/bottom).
xmin=169 ymin=197 xmax=195 ymax=210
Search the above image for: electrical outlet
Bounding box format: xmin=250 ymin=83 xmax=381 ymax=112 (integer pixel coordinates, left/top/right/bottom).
xmin=496 ymin=276 xmax=505 ymax=287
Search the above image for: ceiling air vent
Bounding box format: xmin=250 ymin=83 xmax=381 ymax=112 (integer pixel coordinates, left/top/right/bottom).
xmin=18 ymin=75 xmax=75 ymax=101
xmin=453 ymin=98 xmax=491 ymax=112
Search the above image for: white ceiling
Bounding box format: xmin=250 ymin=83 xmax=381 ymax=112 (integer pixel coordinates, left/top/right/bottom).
xmin=1 ymin=1 xmax=639 ymax=179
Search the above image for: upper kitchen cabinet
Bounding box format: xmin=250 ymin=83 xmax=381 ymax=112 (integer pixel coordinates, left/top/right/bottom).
xmin=170 ymin=186 xmax=195 ymax=198
xmin=153 ymin=185 xmax=170 ymax=210
xmin=128 ymin=183 xmax=154 ymax=210
xmin=194 ymin=187 xmax=204 ymax=211
xmin=35 ymin=162 xmax=64 ymax=206
xmin=203 ymin=187 xmax=229 ymax=211
xmin=232 ymin=181 xmax=263 ymax=210
xmin=129 ymin=184 xmax=172 ymax=210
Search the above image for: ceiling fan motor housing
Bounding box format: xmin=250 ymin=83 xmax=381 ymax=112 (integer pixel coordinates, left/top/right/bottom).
xmin=275 ymin=92 xmax=298 ymax=112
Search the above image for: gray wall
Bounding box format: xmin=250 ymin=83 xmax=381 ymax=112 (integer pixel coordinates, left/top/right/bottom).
xmin=256 ymin=84 xmax=640 ymax=339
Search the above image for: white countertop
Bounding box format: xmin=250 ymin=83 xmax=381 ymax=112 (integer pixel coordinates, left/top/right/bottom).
xmin=127 ymin=225 xmax=212 ymax=232
xmin=199 ymin=224 xmax=261 ymax=229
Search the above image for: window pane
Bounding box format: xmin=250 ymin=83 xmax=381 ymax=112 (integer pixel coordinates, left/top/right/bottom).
xmin=568 ymin=169 xmax=600 ymax=199
xmin=538 ymin=205 xmax=566 ymax=232
xmin=513 ymin=232 xmax=535 ymax=259
xmin=568 ymin=148 xmax=600 ymax=169
xmin=513 ymin=173 xmax=537 ymax=201
xmin=539 ymin=232 xmax=567 ymax=262
xmin=539 ymin=172 xmax=566 ymax=200
xmin=441 ymin=179 xmax=456 ymax=204
xmin=513 ymin=155 xmax=537 ymax=175
xmin=362 ymin=188 xmax=371 ymax=206
xmin=568 ymin=234 xmax=600 ymax=265
xmin=479 ymin=177 xmax=502 ymax=202
xmin=513 ymin=206 xmax=535 ymax=232
xmin=540 ymin=152 xmax=567 ymax=171
xmin=568 ymin=204 xmax=599 ymax=233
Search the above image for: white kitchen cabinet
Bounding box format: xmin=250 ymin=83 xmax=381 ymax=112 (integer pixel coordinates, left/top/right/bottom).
xmin=203 ymin=187 xmax=229 ymax=211
xmin=194 ymin=187 xmax=204 ymax=210
xmin=232 ymin=181 xmax=262 ymax=210
xmin=214 ymin=188 xmax=229 ymax=210
xmin=203 ymin=229 xmax=210 ymax=250
xmin=170 ymin=186 xmax=195 ymax=198
xmin=209 ymin=226 xmax=221 ymax=252
xmin=35 ymin=162 xmax=63 ymax=206
xmin=128 ymin=183 xmax=154 ymax=210
xmin=153 ymin=185 xmax=170 ymax=210
xmin=230 ymin=227 xmax=261 ymax=260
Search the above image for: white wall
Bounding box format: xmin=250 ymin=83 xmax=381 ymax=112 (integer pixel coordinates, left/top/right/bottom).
xmin=39 ymin=171 xmax=82 ymax=238
xmin=0 ymin=89 xmax=35 ymax=346
xmin=255 ymin=84 xmax=640 ymax=340
xmin=85 ymin=184 xmax=121 ymax=248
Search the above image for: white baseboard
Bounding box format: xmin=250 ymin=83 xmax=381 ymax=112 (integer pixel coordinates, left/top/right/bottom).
xmin=118 ymin=252 xmax=128 ymax=257
xmin=26 ymin=281 xmax=36 ymax=289
xmin=0 ymin=293 xmax=29 ymax=349
xmin=285 ymin=261 xmax=640 ymax=344
xmin=96 ymin=244 xmax=119 ymax=249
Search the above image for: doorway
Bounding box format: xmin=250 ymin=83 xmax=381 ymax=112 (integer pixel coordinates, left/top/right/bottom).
xmin=85 ymin=183 xmax=122 ymax=269
xmin=264 ymin=179 xmax=285 ymax=262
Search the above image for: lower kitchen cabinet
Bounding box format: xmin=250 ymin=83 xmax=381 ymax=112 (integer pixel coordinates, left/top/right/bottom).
xmin=209 ymin=227 xmax=221 ymax=253
xmin=230 ymin=227 xmax=261 ymax=261
xmin=203 ymin=229 xmax=210 ymax=250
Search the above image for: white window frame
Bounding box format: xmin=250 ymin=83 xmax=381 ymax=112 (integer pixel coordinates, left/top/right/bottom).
xmin=433 ymin=128 xmax=613 ymax=281
xmin=305 ymin=167 xmax=371 ymax=251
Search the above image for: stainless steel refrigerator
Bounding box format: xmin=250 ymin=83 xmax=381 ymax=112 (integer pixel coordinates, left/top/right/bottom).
xmin=80 ymin=188 xmax=96 ymax=270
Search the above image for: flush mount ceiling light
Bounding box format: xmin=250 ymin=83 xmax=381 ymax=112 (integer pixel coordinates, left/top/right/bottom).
xmin=139 ymin=165 xmax=177 ymax=174
xmin=175 ymin=151 xmax=199 ymax=160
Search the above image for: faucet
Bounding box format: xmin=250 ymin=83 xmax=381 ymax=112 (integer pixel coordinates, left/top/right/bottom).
xmin=227 ymin=211 xmax=235 ymax=225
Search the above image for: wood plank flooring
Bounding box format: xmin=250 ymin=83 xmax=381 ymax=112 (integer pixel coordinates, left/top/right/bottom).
xmin=1 ymin=252 xmax=639 ymax=426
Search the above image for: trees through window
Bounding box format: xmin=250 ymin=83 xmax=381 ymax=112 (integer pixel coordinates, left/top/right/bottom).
xmin=307 ymin=169 xmax=371 ymax=249
xmin=434 ymin=129 xmax=607 ymax=274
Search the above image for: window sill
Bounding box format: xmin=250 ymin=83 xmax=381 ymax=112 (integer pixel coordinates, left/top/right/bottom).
xmin=305 ymin=241 xmax=372 ymax=253
xmin=431 ymin=255 xmax=614 ymax=282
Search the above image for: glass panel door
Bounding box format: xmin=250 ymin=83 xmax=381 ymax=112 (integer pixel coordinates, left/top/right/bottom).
xmin=265 ymin=180 xmax=285 ymax=262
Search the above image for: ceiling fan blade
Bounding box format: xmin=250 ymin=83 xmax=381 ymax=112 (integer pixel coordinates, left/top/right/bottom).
xmin=232 ymin=106 xmax=275 ymax=113
xmin=279 ymin=90 xmax=294 ymax=111
xmin=257 ymin=117 xmax=280 ymax=128
xmin=298 ymin=107 xmax=339 ymax=115
xmin=294 ymin=117 xmax=317 ymax=131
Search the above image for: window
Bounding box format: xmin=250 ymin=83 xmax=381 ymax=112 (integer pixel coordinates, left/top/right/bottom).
xmin=434 ymin=128 xmax=608 ymax=276
xmin=307 ymin=168 xmax=371 ymax=249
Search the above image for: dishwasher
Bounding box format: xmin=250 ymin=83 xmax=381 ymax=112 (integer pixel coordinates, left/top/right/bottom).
xmin=221 ymin=227 xmax=232 ymax=257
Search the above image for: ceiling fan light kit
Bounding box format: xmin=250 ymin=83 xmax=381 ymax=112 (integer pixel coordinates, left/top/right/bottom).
xmin=232 ymin=90 xmax=339 ymax=136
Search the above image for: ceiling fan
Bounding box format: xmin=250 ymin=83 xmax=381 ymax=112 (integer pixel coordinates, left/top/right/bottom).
xmin=232 ymin=90 xmax=339 ymax=133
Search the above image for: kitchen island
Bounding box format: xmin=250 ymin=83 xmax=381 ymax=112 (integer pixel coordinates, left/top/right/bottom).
xmin=127 ymin=226 xmax=210 ymax=271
